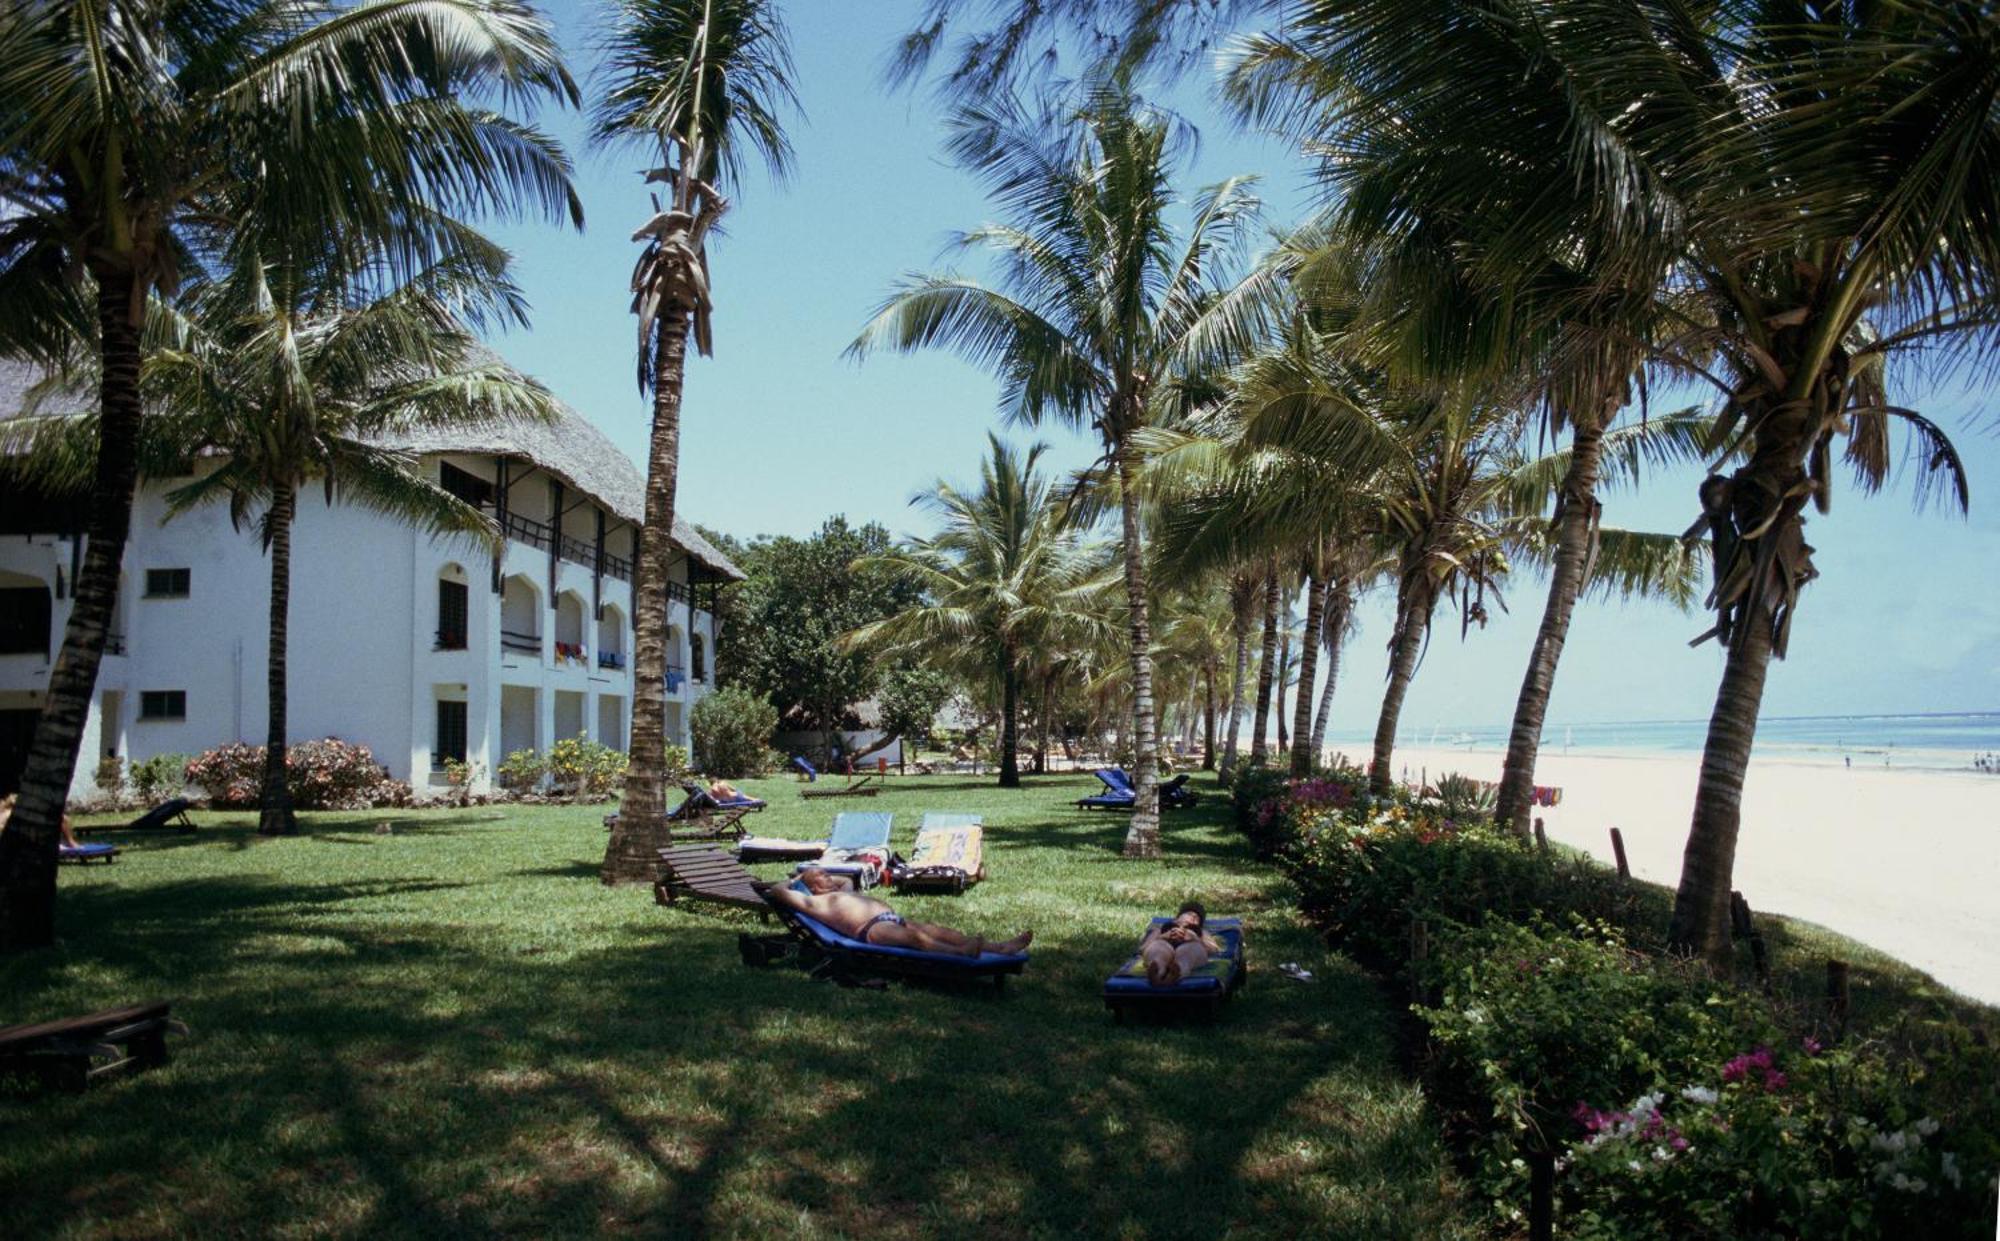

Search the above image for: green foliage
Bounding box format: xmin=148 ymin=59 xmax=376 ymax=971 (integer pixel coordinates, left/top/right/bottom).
xmin=876 ymin=666 xmax=956 ymax=749
xmin=128 ymin=753 xmax=187 ymax=805
xmin=93 ymin=755 xmax=126 ymax=805
xmin=714 ymin=517 xmax=923 ymax=731
xmin=544 ymin=739 xmax=629 ymax=802
xmin=691 ymin=687 xmax=781 ymax=778
xmin=1429 ymin=772 xmax=1496 ymax=820
xmin=1236 ymin=771 xmax=2000 ymax=1237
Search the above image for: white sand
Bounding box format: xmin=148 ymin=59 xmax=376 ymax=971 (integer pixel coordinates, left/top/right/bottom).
xmin=1365 ymin=745 xmax=2000 ymax=1008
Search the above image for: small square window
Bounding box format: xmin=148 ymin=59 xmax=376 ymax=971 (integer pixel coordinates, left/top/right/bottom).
xmin=145 ymin=568 xmax=191 ymax=598
xmin=139 ymin=690 xmax=186 ymax=721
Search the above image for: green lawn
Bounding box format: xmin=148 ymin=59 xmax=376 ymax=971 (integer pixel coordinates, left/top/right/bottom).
xmin=1 ymin=773 xmax=1476 ymax=1240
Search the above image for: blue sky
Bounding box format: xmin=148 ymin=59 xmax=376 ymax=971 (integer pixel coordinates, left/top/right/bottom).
xmin=481 ymin=0 xmax=2000 ymax=734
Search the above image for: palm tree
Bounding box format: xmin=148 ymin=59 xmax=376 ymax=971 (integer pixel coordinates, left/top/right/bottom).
xmin=1225 ymin=0 xmax=1993 ymax=963
xmin=0 ymin=0 xmax=580 ymax=949
xmin=1155 ymin=583 xmax=1234 ymax=771
xmin=591 ymin=0 xmax=798 ymax=883
xmin=850 ymin=72 xmax=1266 ymax=858
xmin=848 ymin=435 xmax=1111 ymax=787
xmin=1217 ymin=569 xmax=1260 ymax=782
xmin=144 ymin=250 xmax=558 ymax=836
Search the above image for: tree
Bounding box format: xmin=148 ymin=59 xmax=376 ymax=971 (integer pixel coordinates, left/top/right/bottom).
xmin=1225 ymin=0 xmax=1993 ymax=963
xmin=847 ymin=436 xmax=1111 ymax=787
xmin=145 ymin=250 xmax=554 ymax=835
xmin=0 ymin=0 xmax=580 ymax=949
xmin=720 ymin=518 xmax=925 ymax=740
xmin=852 ymin=71 xmax=1265 ymax=855
xmin=876 ymin=667 xmax=957 ymax=760
xmin=593 ymin=0 xmax=799 ymax=884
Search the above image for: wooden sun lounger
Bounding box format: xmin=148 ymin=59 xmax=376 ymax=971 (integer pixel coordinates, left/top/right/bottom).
xmin=652 ymin=843 xmax=772 ymax=917
xmin=121 ymin=799 xmax=197 ymax=833
xmin=800 ymin=773 xmax=881 ymax=800
xmin=0 ymin=1000 xmax=187 ymax=1092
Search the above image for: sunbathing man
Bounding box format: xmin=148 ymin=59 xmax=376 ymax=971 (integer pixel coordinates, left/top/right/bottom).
xmin=767 ymin=867 xmax=1032 ymax=958
xmin=1139 ymin=901 xmax=1223 ymax=986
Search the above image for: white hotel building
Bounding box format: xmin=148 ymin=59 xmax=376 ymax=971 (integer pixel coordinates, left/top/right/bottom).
xmin=0 ymin=360 xmax=741 ymax=800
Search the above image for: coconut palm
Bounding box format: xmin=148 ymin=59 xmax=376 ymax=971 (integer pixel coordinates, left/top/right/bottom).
xmin=0 ymin=0 xmax=580 ymax=949
xmin=850 ymin=71 xmax=1266 ymax=857
xmin=146 ymin=250 xmax=558 ymax=836
xmin=847 ymin=435 xmax=1112 ymax=787
xmin=1155 ymin=582 xmax=1234 ymax=770
xmin=1224 ymin=0 xmax=1994 ymax=962
xmin=1217 ymin=569 xmax=1261 ymax=781
xmin=591 ymin=0 xmax=798 ymax=882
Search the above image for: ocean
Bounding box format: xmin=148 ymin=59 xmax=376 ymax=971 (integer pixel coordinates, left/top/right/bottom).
xmin=1322 ymin=712 xmax=2000 ymax=773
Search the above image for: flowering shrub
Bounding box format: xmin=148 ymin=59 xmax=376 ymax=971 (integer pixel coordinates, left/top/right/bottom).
xmin=546 ymin=738 xmax=629 ymax=801
xmin=496 ymin=748 xmax=547 ymax=792
xmin=185 ymin=739 xmax=395 ymax=809
xmin=1558 ymin=1039 xmax=1989 ymax=1239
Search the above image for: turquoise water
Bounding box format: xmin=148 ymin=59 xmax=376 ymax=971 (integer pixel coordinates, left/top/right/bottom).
xmin=1325 ymin=712 xmax=2000 ymax=772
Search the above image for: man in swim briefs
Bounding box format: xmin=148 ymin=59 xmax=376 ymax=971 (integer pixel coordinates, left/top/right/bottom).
xmin=765 ymin=867 xmax=1032 ymax=957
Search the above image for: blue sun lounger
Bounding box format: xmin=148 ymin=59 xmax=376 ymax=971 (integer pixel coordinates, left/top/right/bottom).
xmin=790 ymin=811 xmax=894 ymax=886
xmin=1076 ymin=768 xmax=1136 ymax=810
xmin=58 ymin=842 xmax=119 ymax=865
xmin=739 ymin=880 xmax=1029 ymax=990
xmin=1102 ymin=916 xmax=1246 ymax=1021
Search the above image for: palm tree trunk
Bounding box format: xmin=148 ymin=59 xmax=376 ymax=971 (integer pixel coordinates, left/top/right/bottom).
xmin=258 ymin=482 xmax=299 ymax=837
xmin=1036 ymin=670 xmax=1052 ymax=775
xmin=1289 ymin=573 xmax=1326 ymax=777
xmin=1275 ymin=627 xmax=1292 ymax=755
xmin=1202 ymin=667 xmax=1216 ymax=771
xmin=1495 ymin=419 xmax=1607 ymax=835
xmin=1220 ymin=603 xmax=1250 ymax=782
xmin=1116 ymin=438 xmax=1160 ymax=859
xmin=998 ymin=645 xmax=1021 ymax=788
xmin=1670 ymin=571 xmax=1778 ymax=967
xmin=1248 ymin=571 xmax=1279 ymax=767
xmin=1371 ymin=589 xmax=1427 ymax=795
xmin=1310 ymin=582 xmax=1350 ymax=757
xmin=605 ymin=312 xmax=689 ymax=885
xmin=0 ymin=270 xmax=145 ymax=951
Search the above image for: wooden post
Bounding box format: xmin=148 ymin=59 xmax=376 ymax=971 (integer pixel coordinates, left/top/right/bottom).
xmin=1533 ymin=817 xmax=1548 ymax=854
xmin=1528 ymin=1148 xmax=1554 ymax=1241
xmin=1732 ymin=891 xmax=1772 ymax=991
xmin=1609 ymin=827 xmax=1630 ymax=881
xmin=1729 ymin=890 xmax=1754 ymax=939
xmin=1409 ymin=920 xmax=1430 ymax=1005
xmin=1827 ymin=959 xmax=1851 ymax=1036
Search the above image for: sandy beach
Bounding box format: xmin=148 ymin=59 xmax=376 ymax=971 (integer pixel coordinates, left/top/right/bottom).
xmin=1357 ymin=745 xmax=2000 ymax=1008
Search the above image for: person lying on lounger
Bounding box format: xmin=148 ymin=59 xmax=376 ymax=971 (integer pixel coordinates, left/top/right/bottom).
xmin=767 ymin=867 xmax=1032 ymax=957
xmin=707 ymin=779 xmax=745 ymax=802
xmin=1140 ymin=901 xmax=1223 ymax=986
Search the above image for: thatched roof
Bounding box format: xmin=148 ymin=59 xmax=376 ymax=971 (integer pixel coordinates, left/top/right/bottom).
xmin=0 ymin=357 xmax=743 ymax=581
xmin=376 ymin=394 xmax=742 ymax=581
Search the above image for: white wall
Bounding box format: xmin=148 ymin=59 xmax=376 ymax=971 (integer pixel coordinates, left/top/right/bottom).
xmin=0 ymin=452 xmax=724 ymax=800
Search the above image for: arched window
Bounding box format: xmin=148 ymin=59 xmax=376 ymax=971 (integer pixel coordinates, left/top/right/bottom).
xmin=690 ymin=632 xmax=706 ymax=682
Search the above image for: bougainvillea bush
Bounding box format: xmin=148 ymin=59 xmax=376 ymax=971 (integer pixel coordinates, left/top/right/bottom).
xmin=185 ymin=739 xmax=398 ymax=810
xmin=1233 ymin=767 xmax=2000 ymax=1237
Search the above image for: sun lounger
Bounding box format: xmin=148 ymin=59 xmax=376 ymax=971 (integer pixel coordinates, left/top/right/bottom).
xmin=793 ymin=811 xmax=893 ymax=887
xmin=652 ymin=842 xmax=774 ymax=916
xmin=602 ymin=783 xmax=768 ymax=838
xmin=893 ymin=813 xmax=984 ymax=895
xmin=0 ymin=999 xmax=186 ymax=1092
xmin=801 ymin=771 xmax=881 ymax=799
xmin=734 ymin=834 xmax=834 ymax=863
xmin=58 ymin=842 xmax=119 ymax=865
xmin=1077 ymin=767 xmax=1136 ymax=810
xmin=1102 ymin=916 xmax=1246 ymax=1021
xmin=120 ymin=798 xmax=196 ymax=833
xmin=738 ymin=880 xmax=1028 ymax=990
